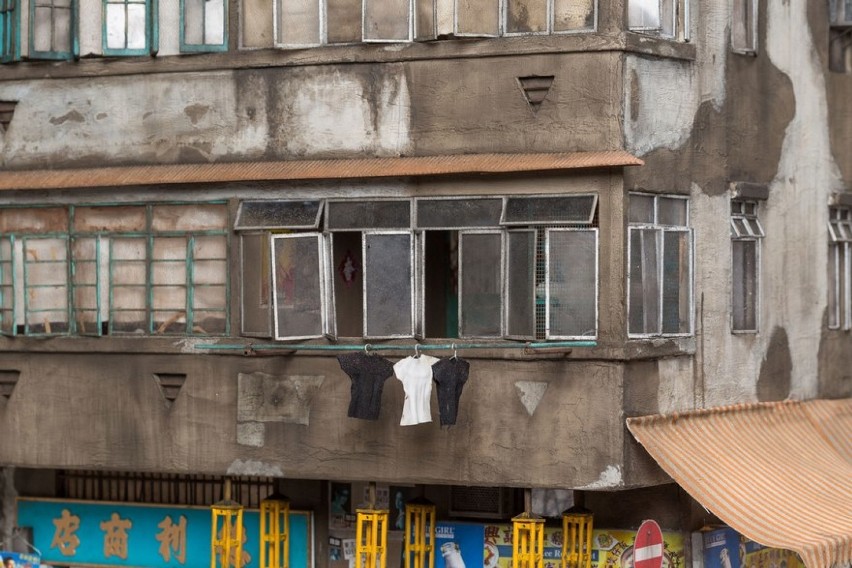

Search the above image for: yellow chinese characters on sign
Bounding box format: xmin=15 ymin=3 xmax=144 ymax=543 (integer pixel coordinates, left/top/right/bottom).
xmin=157 ymin=515 xmax=188 ymax=564
xmin=51 ymin=509 xmax=81 ymax=556
xmin=591 ymin=530 xmax=684 ymax=568
xmin=100 ymin=512 xmax=133 ymax=560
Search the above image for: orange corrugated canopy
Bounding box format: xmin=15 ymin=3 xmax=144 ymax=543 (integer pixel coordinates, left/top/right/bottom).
xmin=627 ymin=399 xmax=852 ymax=568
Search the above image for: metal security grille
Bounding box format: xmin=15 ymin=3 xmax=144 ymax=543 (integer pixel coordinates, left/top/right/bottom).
xmin=58 ymin=470 xmax=275 ymax=508
xmin=448 ymin=485 xmax=508 ymax=518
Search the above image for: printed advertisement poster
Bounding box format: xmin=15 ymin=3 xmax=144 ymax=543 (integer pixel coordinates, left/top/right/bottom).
xmin=482 ymin=526 xmax=685 ymax=568
xmin=434 ymin=522 xmax=485 ymax=568
xmin=590 ymin=529 xmax=685 ymax=568
xmin=702 ymin=527 xmax=804 ymax=568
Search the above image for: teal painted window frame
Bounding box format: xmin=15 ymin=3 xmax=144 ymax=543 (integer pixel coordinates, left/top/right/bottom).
xmin=179 ymin=0 xmax=227 ymax=52
xmin=102 ymin=0 xmax=159 ymax=56
xmin=29 ymin=0 xmax=79 ymax=60
xmin=0 ymin=202 xmax=229 ymax=338
xmin=0 ymin=0 xmax=21 ymax=63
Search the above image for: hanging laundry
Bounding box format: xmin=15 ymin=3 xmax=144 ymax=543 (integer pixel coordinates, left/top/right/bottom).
xmin=394 ymin=354 xmax=439 ymax=426
xmin=337 ymin=352 xmax=395 ymax=420
xmin=432 ymin=357 xmax=470 ymax=426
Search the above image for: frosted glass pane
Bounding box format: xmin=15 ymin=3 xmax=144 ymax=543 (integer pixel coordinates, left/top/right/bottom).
xmin=54 ymin=8 xmax=72 ymax=51
xmin=628 ymin=0 xmax=660 ymax=29
xmin=278 ymin=0 xmax=319 ymax=44
xmin=553 ymin=0 xmax=594 ymax=30
xmin=326 ymin=0 xmax=361 ymax=42
xmin=127 ymin=4 xmax=147 ymax=49
xmin=205 ymin=0 xmax=225 ymax=44
xmin=273 ymin=236 xmax=323 ymax=338
xmin=33 ymin=7 xmax=53 ymax=52
xmin=106 ymin=4 xmax=127 ymax=49
xmin=506 ymin=0 xmax=546 ymax=33
xmin=184 ymin=0 xmax=204 ymax=44
xmin=456 ymin=0 xmax=498 ymax=35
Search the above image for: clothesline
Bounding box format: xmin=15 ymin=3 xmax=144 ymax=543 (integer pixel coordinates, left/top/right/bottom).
xmin=196 ymin=340 xmax=596 ymax=353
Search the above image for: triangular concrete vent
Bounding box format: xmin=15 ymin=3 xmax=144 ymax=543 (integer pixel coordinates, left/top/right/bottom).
xmin=0 ymin=101 xmax=17 ymax=133
xmin=515 ymin=381 xmax=549 ymax=416
xmin=154 ymin=373 xmax=187 ymax=409
xmin=517 ymin=76 xmax=554 ymax=113
xmin=0 ymin=370 xmax=20 ymax=401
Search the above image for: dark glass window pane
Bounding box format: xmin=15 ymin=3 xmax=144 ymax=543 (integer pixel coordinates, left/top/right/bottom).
xmin=417 ymin=199 xmax=502 ymax=228
xmin=661 ymin=230 xmax=691 ymax=334
xmin=547 ymin=229 xmax=596 ymax=338
xmin=460 ymin=232 xmax=502 ymax=337
xmin=506 ymin=231 xmax=535 ymax=338
xmin=327 ymin=201 xmax=410 ymax=230
xmin=235 ymin=200 xmax=322 ymax=229
xmin=503 ymin=195 xmax=596 ymax=225
xmin=732 ymin=240 xmax=757 ymax=331
xmin=364 ymin=233 xmax=412 ymax=337
xmin=629 ymin=228 xmax=659 ymax=335
xmin=240 ymin=234 xmax=271 ymax=337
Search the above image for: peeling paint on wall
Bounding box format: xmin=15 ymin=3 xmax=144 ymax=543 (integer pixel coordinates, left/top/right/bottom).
xmin=577 ymin=465 xmax=622 ymax=490
xmin=226 ymin=459 xmax=284 ymax=477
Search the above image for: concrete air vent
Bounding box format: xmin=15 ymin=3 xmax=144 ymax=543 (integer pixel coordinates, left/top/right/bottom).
xmin=517 ymin=76 xmax=554 ymax=113
xmin=0 ymin=101 xmax=17 ymax=133
xmin=153 ymin=373 xmax=187 ymax=408
xmin=0 ymin=370 xmax=21 ymax=401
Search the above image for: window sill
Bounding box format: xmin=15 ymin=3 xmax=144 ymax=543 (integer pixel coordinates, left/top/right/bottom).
xmin=1 ymin=31 xmax=695 ymax=81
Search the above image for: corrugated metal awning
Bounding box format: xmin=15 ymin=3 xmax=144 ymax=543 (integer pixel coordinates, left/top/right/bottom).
xmin=626 ymin=399 xmax=852 ymax=568
xmin=0 ymin=151 xmax=642 ymax=191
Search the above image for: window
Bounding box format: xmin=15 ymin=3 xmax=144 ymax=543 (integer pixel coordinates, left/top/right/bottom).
xmin=731 ymin=0 xmax=756 ymax=53
xmin=627 ymin=0 xmax=686 ymax=40
xmin=269 ymin=0 xmax=596 ymax=47
xmin=237 ymin=196 xmax=599 ymax=341
xmin=830 ymin=0 xmax=852 ymax=72
xmin=828 ymin=206 xmax=852 ymax=330
xmin=730 ymin=199 xmax=764 ymax=332
xmin=628 ymin=193 xmax=692 ymax=338
xmin=30 ymin=0 xmax=76 ymax=59
xmin=103 ymin=0 xmax=156 ymax=55
xmin=0 ymin=203 xmax=228 ymax=337
xmin=182 ymin=0 xmax=226 ymax=51
xmin=0 ymin=0 xmax=20 ymax=62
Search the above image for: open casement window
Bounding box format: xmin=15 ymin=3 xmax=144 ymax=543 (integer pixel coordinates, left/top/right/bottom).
xmin=271 ymin=233 xmax=330 ymax=340
xmin=828 ymin=206 xmax=852 ymax=330
xmin=181 ymin=0 xmax=227 ymax=51
xmin=30 ymin=0 xmax=77 ymax=59
xmin=103 ymin=0 xmax=157 ymax=55
xmin=0 ymin=0 xmax=20 ymax=62
xmin=730 ymin=200 xmax=764 ymax=333
xmin=628 ymin=193 xmax=693 ymax=338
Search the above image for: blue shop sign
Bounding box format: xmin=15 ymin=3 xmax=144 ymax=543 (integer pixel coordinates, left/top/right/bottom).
xmin=17 ymin=498 xmax=312 ymax=568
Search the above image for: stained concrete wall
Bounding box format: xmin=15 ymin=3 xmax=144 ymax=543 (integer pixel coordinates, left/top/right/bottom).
xmin=0 ymin=52 xmax=622 ymax=169
xmin=0 ymin=352 xmax=629 ymax=489
xmin=623 ymin=0 xmax=851 ymax=411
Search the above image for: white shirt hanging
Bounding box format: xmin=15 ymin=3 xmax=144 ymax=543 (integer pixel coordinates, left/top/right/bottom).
xmin=394 ymin=355 xmax=439 ymax=426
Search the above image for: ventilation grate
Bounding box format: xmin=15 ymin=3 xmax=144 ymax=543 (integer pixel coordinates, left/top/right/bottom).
xmin=449 ymin=485 xmax=508 ymax=518
xmin=0 ymin=102 xmax=17 ymax=132
xmin=153 ymin=373 xmax=187 ymax=408
xmin=517 ymin=76 xmax=555 ymax=112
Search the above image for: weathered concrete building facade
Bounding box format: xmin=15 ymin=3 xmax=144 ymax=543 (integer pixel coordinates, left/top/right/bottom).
xmin=0 ymin=0 xmax=850 ymax=566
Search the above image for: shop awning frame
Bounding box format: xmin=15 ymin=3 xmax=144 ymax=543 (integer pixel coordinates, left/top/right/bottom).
xmin=626 ymin=399 xmax=852 ymax=568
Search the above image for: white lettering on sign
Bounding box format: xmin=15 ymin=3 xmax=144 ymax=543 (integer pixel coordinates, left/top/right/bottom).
xmin=635 ymin=544 xmax=664 ymax=562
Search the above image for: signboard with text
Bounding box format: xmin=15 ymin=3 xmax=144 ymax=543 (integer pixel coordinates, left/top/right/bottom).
xmin=17 ymin=498 xmax=312 ymax=568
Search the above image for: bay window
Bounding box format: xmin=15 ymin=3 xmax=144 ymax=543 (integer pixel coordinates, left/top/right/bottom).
xmin=237 ymin=195 xmax=599 ymax=341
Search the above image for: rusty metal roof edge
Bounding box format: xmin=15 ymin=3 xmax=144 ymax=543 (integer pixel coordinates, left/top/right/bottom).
xmin=0 ymin=151 xmax=644 ymax=191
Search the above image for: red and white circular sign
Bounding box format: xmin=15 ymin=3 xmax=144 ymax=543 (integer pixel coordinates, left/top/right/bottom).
xmin=634 ymin=520 xmax=664 ymax=568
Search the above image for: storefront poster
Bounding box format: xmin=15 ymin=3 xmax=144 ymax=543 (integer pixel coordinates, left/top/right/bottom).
xmin=434 ymin=522 xmax=484 ymax=568
xmin=0 ymin=551 xmax=40 ymax=568
xmin=702 ymin=527 xmax=804 ymax=568
xmin=17 ymin=498 xmax=311 ymax=568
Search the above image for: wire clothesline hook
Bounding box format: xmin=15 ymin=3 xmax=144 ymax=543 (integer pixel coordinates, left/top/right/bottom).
xmin=414 ymin=344 xmax=421 ymax=358
xmin=364 ymin=343 xmax=372 ymax=355
xmin=451 ymin=343 xmax=458 ymax=360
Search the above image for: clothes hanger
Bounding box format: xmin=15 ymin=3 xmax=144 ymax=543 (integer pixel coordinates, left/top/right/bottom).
xmin=414 ymin=344 xmax=421 ymax=358
xmin=451 ymin=343 xmax=458 ymax=360
xmin=364 ymin=343 xmax=372 ymax=356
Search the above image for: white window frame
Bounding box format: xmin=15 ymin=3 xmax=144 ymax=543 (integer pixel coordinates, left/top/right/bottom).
xmin=627 ymin=0 xmax=685 ymax=40
xmin=627 ymin=192 xmax=694 ymax=339
xmin=730 ymin=199 xmax=764 ymax=333
xmin=828 ymin=206 xmax=852 ymax=331
xmin=501 ymin=0 xmax=597 ymax=36
xmin=271 ymin=232 xmax=329 ymax=340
